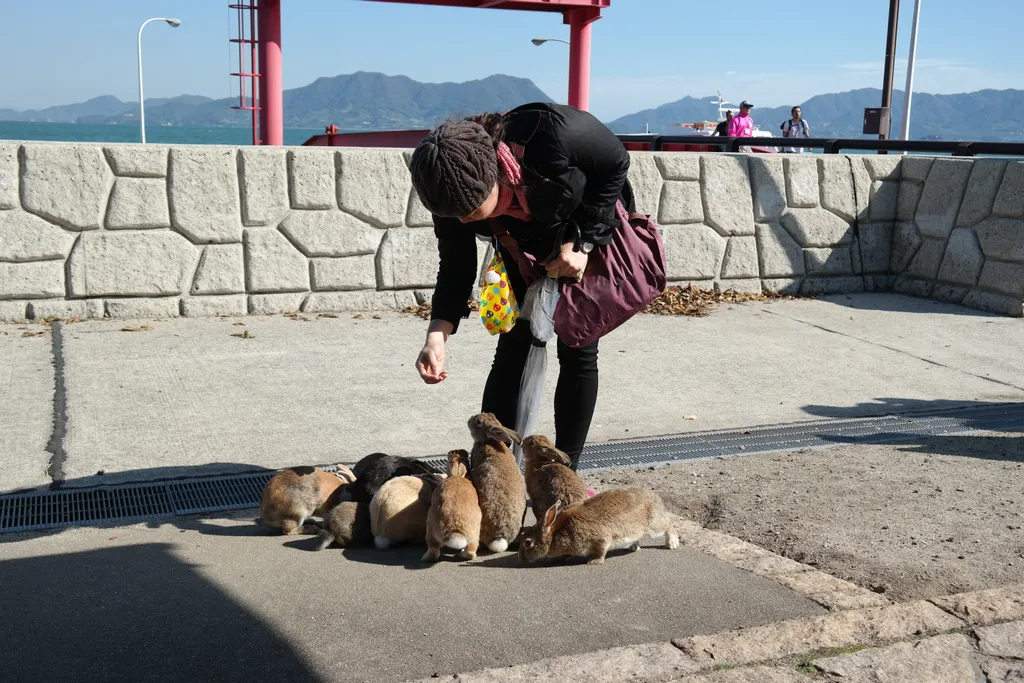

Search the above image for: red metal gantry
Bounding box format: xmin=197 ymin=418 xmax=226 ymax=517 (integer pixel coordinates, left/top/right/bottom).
xmin=230 ymin=0 xmax=610 ymax=146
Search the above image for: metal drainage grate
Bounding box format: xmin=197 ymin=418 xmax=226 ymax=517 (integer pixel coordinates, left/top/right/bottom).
xmin=2 ymin=403 xmax=1022 ymax=535
xmin=1 ymin=471 xmax=276 ymax=535
xmin=578 ymin=402 xmax=1024 ymax=470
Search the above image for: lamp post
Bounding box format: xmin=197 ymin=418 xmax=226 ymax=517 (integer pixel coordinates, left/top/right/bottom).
xmin=531 ymin=37 xmax=569 ymax=46
xmin=137 ymin=17 xmax=181 ymax=144
xmin=899 ymin=0 xmax=923 ymax=142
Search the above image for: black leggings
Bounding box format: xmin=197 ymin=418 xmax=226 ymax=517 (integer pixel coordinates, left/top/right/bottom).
xmin=480 ymin=245 xmax=599 ymax=470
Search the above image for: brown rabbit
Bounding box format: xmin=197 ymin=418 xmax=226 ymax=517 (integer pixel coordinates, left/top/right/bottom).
xmin=259 ymin=465 xmax=356 ymax=534
xmin=423 ymin=449 xmax=482 ymax=562
xmin=522 ymin=435 xmax=589 ymax=520
xmin=468 ymin=413 xmax=527 ymax=553
xmin=370 ymin=473 xmax=445 ymax=549
xmin=518 ymin=488 xmax=680 ymax=566
xmin=315 ymin=501 xmax=373 ymax=550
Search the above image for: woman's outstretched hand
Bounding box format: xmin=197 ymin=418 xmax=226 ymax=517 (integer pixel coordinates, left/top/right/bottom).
xmin=417 ymin=338 xmax=447 ymax=383
xmin=417 ymin=321 xmax=453 ymax=384
xmin=545 ymin=242 xmax=589 ymax=280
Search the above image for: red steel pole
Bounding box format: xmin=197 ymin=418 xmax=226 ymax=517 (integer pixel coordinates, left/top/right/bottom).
xmin=259 ymin=0 xmax=283 ymax=145
xmin=566 ymin=7 xmax=600 ymax=111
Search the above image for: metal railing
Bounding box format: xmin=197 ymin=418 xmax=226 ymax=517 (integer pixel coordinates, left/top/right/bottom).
xmin=617 ymin=134 xmax=1024 ymax=157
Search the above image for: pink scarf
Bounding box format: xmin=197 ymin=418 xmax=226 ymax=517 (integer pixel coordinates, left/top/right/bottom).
xmin=492 ymin=142 xmax=532 ymax=222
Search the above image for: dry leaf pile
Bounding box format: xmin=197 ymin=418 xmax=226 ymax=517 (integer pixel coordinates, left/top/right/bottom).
xmin=399 ymin=286 xmax=805 ymax=321
xmin=643 ymin=285 xmax=807 ymax=317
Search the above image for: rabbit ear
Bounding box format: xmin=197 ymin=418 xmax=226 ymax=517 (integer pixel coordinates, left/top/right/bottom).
xmin=334 ymin=465 xmax=356 ymax=484
xmin=539 ymin=444 xmax=571 ymax=466
xmin=541 ymin=504 xmax=560 ymax=531
xmin=484 ymin=423 xmax=521 ymax=446
xmin=447 ymin=450 xmax=469 ymax=477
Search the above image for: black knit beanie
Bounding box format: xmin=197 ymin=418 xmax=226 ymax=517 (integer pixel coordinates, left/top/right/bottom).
xmin=409 ymin=120 xmax=498 ymax=218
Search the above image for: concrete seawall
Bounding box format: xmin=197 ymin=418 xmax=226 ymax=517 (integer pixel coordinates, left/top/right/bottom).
xmin=0 ymin=142 xmax=1021 ymax=319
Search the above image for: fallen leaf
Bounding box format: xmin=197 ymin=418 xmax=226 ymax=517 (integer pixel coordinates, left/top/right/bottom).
xmin=353 ymin=313 xmax=366 ymax=319
xmin=283 ymin=311 xmax=297 ymax=318
xmin=231 ymin=330 xmax=256 ymax=339
xmin=684 ymin=415 xmax=697 ymax=420
xmin=317 ymin=313 xmax=338 ymax=319
xmin=120 ymin=325 xmax=153 ymax=332
xmin=22 ymin=330 xmax=47 ymax=337
xmin=400 ymin=304 xmax=431 ymax=320
xmin=372 ymin=314 xmax=382 ymax=320
xmin=642 ymin=284 xmax=812 ymax=317
xmin=233 ymin=322 xmax=245 ymax=326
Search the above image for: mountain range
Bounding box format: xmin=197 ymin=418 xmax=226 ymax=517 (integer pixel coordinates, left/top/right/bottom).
xmin=0 ymin=72 xmax=551 ymax=130
xmin=606 ymin=88 xmax=1024 ymax=142
xmin=2 ymin=72 xmax=1021 ymax=142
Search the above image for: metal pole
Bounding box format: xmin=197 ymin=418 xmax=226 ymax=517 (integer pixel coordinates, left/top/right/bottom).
xmin=137 ymin=18 xmax=180 ymax=144
xmin=566 ymin=8 xmax=600 ymax=111
xmin=879 ymin=0 xmax=900 ymax=140
xmin=260 ymin=0 xmax=283 ymax=145
xmin=899 ymin=0 xmax=922 ymax=141
xmin=138 ymin=19 xmax=155 ymax=144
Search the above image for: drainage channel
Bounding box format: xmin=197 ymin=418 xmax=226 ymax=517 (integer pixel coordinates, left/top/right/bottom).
xmin=3 ymin=402 xmax=1022 ymax=535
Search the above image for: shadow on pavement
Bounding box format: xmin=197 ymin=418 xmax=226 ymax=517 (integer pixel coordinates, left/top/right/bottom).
xmin=39 ymin=462 xmax=279 ymax=494
xmin=803 ymin=397 xmax=1024 ymax=462
xmin=802 ymin=397 xmax=1021 ymax=420
xmin=805 ymin=293 xmax=1002 ymax=317
xmin=0 ymin=543 xmax=324 ymax=683
xmin=338 ymin=544 xmax=436 ymax=570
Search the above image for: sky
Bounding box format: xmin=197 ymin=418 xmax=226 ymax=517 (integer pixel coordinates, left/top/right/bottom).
xmin=1 ymin=0 xmax=1022 ymax=121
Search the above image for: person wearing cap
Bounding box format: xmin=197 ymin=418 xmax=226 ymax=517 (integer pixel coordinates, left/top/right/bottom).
xmin=408 ymin=103 xmax=636 ymax=469
xmin=727 ymin=101 xmax=755 ymax=138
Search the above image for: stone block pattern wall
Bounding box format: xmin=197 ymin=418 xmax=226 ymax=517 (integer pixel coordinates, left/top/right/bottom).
xmin=0 ymin=142 xmax=489 ymax=321
xmin=0 ymin=142 xmax=1022 ymax=320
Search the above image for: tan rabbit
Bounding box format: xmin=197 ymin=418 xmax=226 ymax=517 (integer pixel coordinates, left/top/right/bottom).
xmin=315 ymin=501 xmax=373 ymax=549
xmin=518 ymin=488 xmax=680 ymax=566
xmin=370 ymin=473 xmax=445 ymax=549
xmin=468 ymin=413 xmax=527 ymax=553
xmin=259 ymin=465 xmax=356 ymax=534
xmin=522 ymin=435 xmax=589 ymax=520
xmin=423 ymin=449 xmax=482 ymax=562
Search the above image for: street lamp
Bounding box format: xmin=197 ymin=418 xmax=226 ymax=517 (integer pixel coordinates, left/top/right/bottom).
xmin=899 ymin=0 xmax=923 ymax=142
xmin=531 ymin=38 xmax=569 ymax=46
xmin=137 ymin=17 xmax=181 ymax=144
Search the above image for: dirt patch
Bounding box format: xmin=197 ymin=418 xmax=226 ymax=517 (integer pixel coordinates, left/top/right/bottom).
xmin=581 ymin=432 xmax=1024 ymax=602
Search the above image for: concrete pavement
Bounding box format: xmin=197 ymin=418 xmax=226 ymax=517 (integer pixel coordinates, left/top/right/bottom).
xmin=2 ymin=291 xmax=1023 ymax=682
xmin=1 ymin=292 xmax=1022 ymax=493
xmin=0 ymin=513 xmax=823 ymax=683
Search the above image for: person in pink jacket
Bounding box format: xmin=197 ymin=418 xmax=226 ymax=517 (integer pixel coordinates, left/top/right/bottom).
xmin=727 ymin=101 xmax=755 ymax=137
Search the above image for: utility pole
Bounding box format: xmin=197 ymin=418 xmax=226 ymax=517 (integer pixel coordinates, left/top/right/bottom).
xmin=879 ymin=0 xmax=901 ymax=140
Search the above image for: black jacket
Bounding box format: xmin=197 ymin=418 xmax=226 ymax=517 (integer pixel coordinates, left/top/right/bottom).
xmin=430 ymin=102 xmax=634 ymax=332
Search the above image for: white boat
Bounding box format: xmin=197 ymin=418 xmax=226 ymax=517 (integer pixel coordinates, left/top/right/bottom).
xmin=672 ymin=92 xmax=774 ymax=138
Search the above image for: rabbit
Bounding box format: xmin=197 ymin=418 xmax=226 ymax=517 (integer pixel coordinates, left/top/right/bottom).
xmin=468 ymin=412 xmax=527 ymax=553
xmin=349 ymin=452 xmax=441 ymax=504
xmin=522 ymin=435 xmax=589 ymax=520
xmin=259 ymin=464 xmax=356 ymax=535
xmin=423 ymin=449 xmax=482 ymax=563
xmin=517 ymin=487 xmax=680 ymax=566
xmin=370 ymin=473 xmax=446 ymax=549
xmin=315 ymin=501 xmax=373 ymax=550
